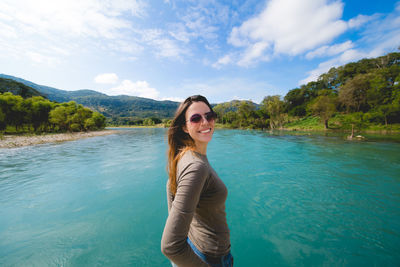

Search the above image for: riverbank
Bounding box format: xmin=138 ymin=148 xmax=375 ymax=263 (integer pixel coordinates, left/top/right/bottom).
xmin=109 ymin=123 xmax=400 ymax=136
xmin=0 ymin=130 xmax=118 ymax=148
xmin=109 ymin=124 xmax=166 ymax=128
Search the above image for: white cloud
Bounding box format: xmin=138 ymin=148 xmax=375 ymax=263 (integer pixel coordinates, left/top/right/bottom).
xmin=0 ymin=21 xmax=17 ymax=38
xmin=228 ymin=0 xmax=348 ymax=66
xmin=180 ymin=2 xmax=229 ymax=41
xmin=107 ymin=40 xmax=143 ymax=54
xmin=140 ymin=28 xmax=163 ymax=41
xmin=237 ymin=42 xmax=270 ymax=67
xmin=359 ymin=5 xmax=400 ymax=55
xmin=136 ymin=1 xmax=231 ymax=60
xmin=139 ymin=28 xmax=189 ymax=59
xmin=0 ymin=0 xmax=146 ymax=66
xmin=168 ymin=23 xmax=191 ymax=43
xmin=231 ymin=95 xmax=246 ymax=101
xmin=1 ymin=0 xmax=145 ymax=39
xmin=181 ymin=11 xmax=219 ymax=41
xmin=106 ymin=80 xmax=160 ymax=99
xmin=153 ymin=38 xmax=185 ymax=58
xmin=305 ymin=41 xmax=354 ymax=59
xmin=300 ymin=3 xmax=400 ymax=85
xmin=0 ymin=0 xmax=231 ymax=67
xmin=25 ymin=51 xmax=60 ymax=66
xmin=94 ymin=73 xmax=119 ymax=84
xmin=164 ymin=1 xmax=230 ymax=55
xmin=161 ymin=96 xmax=184 ymax=102
xmin=212 ymin=54 xmax=233 ymax=69
xmin=348 ymin=14 xmax=376 ymax=28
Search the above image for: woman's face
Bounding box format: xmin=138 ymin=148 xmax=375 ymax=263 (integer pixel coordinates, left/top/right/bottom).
xmin=183 ymin=101 xmax=215 ymax=148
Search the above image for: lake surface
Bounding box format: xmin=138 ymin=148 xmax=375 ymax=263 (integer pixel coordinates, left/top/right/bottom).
xmin=1 ymin=128 xmax=399 ymax=266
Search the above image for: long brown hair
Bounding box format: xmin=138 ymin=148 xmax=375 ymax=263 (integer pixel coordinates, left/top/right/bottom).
xmin=167 ymin=95 xmax=214 ymax=196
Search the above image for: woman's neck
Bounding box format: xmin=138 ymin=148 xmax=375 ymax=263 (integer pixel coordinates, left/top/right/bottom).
xmin=194 ymin=142 xmax=207 ymax=155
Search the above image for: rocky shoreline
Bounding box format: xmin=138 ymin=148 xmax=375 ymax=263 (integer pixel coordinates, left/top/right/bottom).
xmin=0 ymin=130 xmax=119 ymax=148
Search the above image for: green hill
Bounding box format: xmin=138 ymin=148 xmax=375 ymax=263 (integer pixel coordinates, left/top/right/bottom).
xmin=0 ymin=77 xmax=46 ymax=98
xmin=212 ymin=52 xmax=400 ymax=131
xmin=0 ymin=74 xmax=180 ymax=123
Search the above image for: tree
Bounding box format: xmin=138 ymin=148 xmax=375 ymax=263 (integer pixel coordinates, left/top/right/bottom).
xmin=70 ymin=105 xmax=93 ymax=131
xmin=0 ymin=92 xmax=105 ymax=133
xmin=49 ymin=106 xmax=69 ymax=131
xmin=262 ymin=95 xmax=284 ymax=129
xmin=237 ymin=101 xmax=256 ymax=128
xmin=309 ymin=95 xmax=337 ymax=129
xmin=91 ymin=112 xmax=106 ymax=129
xmin=26 ymin=96 xmax=54 ymax=132
xmin=0 ymin=93 xmax=26 ymax=131
xmin=0 ymin=107 xmax=5 ymax=131
xmin=143 ymin=118 xmax=155 ymax=126
xmin=319 ymin=67 xmax=340 ymax=91
xmin=223 ymin=111 xmax=238 ymax=126
xmin=378 ymin=104 xmax=394 ymax=126
xmin=213 ymin=103 xmax=228 ymax=124
xmin=84 ymin=117 xmax=96 ymax=130
xmin=375 ymin=52 xmax=400 ymax=69
xmin=339 ymin=74 xmax=370 ymax=112
xmin=284 ymin=87 xmax=309 ymax=116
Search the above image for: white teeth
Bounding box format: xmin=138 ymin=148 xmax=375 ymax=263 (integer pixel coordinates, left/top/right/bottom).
xmin=200 ymin=128 xmax=211 ymax=133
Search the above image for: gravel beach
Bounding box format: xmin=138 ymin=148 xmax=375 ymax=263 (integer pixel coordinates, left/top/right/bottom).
xmin=0 ymin=130 xmax=118 ymax=148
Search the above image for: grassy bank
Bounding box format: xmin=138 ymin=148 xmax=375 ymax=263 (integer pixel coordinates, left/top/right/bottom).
xmin=284 ymin=116 xmax=400 ymax=133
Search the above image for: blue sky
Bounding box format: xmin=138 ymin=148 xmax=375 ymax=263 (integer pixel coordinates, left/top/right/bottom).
xmin=0 ymin=0 xmax=399 ymax=104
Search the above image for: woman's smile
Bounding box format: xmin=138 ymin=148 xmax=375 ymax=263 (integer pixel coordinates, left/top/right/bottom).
xmin=199 ymin=128 xmax=211 ymax=133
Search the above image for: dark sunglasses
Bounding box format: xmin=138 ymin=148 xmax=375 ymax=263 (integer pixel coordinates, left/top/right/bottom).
xmin=187 ymin=111 xmax=217 ymax=123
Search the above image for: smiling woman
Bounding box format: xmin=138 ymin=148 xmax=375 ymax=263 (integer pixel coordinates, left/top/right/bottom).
xmin=161 ymin=95 xmax=233 ymax=267
xmin=182 ymin=104 xmax=217 ymax=154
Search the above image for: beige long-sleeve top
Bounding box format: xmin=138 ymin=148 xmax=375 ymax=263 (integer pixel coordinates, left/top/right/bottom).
xmin=161 ymin=150 xmax=231 ymax=267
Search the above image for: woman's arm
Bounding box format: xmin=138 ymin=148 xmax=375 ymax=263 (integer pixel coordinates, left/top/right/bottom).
xmin=161 ymin=161 xmax=209 ymax=267
xmin=167 ymin=181 xmax=172 ymax=213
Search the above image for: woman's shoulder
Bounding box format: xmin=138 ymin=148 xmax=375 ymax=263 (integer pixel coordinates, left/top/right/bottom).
xmin=178 ymin=150 xmax=208 ymax=171
xmin=177 ymin=150 xmax=209 ymax=182
xmin=179 ymin=149 xmax=204 ymax=164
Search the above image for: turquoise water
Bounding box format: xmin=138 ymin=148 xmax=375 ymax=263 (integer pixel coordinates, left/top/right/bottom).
xmin=1 ymin=128 xmax=399 ymax=266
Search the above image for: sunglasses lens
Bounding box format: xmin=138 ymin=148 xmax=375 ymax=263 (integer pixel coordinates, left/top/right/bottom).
xmin=205 ymin=112 xmax=216 ymax=121
xmin=189 ymin=112 xmax=216 ymax=123
xmin=190 ymin=114 xmax=202 ymax=123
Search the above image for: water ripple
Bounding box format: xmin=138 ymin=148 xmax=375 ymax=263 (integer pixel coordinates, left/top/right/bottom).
xmin=1 ymin=128 xmax=399 ymax=266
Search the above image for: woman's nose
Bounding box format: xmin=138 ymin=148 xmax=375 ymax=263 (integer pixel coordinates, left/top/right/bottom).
xmin=200 ymin=116 xmax=209 ymax=125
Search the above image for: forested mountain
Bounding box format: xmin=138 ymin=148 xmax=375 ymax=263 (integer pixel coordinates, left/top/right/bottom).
xmin=0 ymin=78 xmax=45 ymax=98
xmin=213 ymin=52 xmax=400 ymax=131
xmin=2 ymin=51 xmax=399 ymax=130
xmin=0 ymin=74 xmax=180 ymax=123
xmin=0 ymin=74 xmax=106 ymax=102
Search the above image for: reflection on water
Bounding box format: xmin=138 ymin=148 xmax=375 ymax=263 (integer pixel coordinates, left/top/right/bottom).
xmin=1 ymin=128 xmax=399 ymax=266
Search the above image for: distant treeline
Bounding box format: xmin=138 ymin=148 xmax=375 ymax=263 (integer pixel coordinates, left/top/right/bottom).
xmin=107 ymin=116 xmax=168 ymax=126
xmin=0 ymin=92 xmax=106 ymax=133
xmin=213 ymin=52 xmax=400 ymax=131
xmin=1 ymin=52 xmax=399 ymax=131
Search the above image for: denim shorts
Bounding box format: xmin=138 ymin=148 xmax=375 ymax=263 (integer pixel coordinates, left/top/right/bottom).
xmin=171 ymin=238 xmax=233 ymax=267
